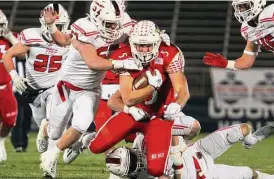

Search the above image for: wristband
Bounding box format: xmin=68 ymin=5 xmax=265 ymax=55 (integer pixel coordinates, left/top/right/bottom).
xmin=226 ymin=60 xmax=238 ymax=70
xmin=48 ymin=23 xmax=58 ymax=34
xmin=9 ymin=70 xmax=18 ymax=78
xmin=244 ymin=50 xmax=258 ymax=56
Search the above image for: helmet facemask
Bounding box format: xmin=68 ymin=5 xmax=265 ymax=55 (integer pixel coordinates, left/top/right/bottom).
xmin=98 ymin=19 xmax=123 ymax=43
xmin=129 ymin=20 xmax=162 ymax=64
xmin=0 ymin=10 xmax=8 ymax=37
xmin=106 ymin=147 xmax=147 ymax=178
xmin=232 ymin=0 xmax=266 ymax=23
xmin=89 ymin=0 xmax=124 ymax=43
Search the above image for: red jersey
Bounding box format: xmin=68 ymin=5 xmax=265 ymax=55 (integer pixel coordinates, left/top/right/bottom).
xmin=99 ymin=43 xmax=129 ymax=85
xmin=0 ymin=33 xmax=18 ymax=84
xmin=110 ymin=44 xmax=185 ymax=117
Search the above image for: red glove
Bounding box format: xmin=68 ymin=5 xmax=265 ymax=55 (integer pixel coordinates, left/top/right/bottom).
xmin=203 ymin=52 xmax=228 ymax=68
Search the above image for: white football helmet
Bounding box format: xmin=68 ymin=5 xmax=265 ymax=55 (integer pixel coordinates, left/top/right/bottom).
xmin=89 ymin=0 xmax=124 ymax=42
xmin=116 ymin=0 xmax=126 ymax=11
xmin=232 ymin=0 xmax=266 ymax=23
xmin=106 ymin=147 xmax=147 ymax=178
xmin=0 ymin=10 xmax=8 ymax=37
xmin=129 ymin=20 xmax=162 ymax=64
xmin=39 ymin=3 xmax=70 ymax=41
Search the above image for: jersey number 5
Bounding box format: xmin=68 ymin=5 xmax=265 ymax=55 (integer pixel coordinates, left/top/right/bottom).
xmin=34 ymin=54 xmax=62 ymax=72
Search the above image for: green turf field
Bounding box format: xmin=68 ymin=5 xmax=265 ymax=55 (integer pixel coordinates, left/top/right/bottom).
xmin=0 ymin=133 xmax=273 ymax=179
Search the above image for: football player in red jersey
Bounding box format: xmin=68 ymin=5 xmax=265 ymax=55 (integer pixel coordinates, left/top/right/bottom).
xmin=0 ymin=10 xmax=19 ymax=162
xmin=89 ymin=20 xmax=190 ymax=177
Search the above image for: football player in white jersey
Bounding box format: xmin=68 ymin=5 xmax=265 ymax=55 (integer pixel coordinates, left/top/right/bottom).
xmin=107 ymin=123 xmax=274 ymax=179
xmin=203 ymin=0 xmax=274 ymax=147
xmin=2 ymin=3 xmax=70 ymax=155
xmin=203 ymin=0 xmax=271 ymax=70
xmin=38 ymin=0 xmax=143 ymax=178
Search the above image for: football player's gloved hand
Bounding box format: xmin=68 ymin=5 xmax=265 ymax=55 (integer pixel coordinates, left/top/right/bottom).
xmin=9 ymin=70 xmax=28 ymax=93
xmin=41 ymin=7 xmax=57 ymax=25
xmin=124 ymin=105 xmax=148 ymax=122
xmin=112 ymin=59 xmax=142 ymax=70
xmin=164 ymin=102 xmax=182 ymax=120
xmin=203 ymin=52 xmax=228 ymax=68
xmin=160 ymin=30 xmax=170 ymax=46
xmin=146 ymin=69 xmax=163 ymax=90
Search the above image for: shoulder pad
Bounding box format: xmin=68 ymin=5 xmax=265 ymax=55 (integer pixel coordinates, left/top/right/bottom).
xmin=122 ymin=13 xmax=136 ymax=36
xmin=71 ymin=17 xmax=100 ymax=44
xmin=259 ymin=4 xmax=274 ymax=24
xmin=20 ymin=28 xmax=45 ymax=46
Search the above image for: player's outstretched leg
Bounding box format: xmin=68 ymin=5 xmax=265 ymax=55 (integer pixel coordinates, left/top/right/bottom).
xmin=242 ymin=123 xmax=274 ymax=149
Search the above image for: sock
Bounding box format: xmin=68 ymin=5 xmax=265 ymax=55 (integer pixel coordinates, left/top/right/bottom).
xmin=48 ymin=139 xmax=58 ymax=150
xmin=53 ymin=144 xmax=62 ymax=154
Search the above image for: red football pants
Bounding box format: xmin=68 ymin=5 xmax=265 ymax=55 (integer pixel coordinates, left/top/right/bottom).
xmin=94 ymin=99 xmax=113 ymax=130
xmin=0 ymin=83 xmax=17 ymax=128
xmin=89 ymin=112 xmax=173 ymax=177
xmin=94 ymin=100 xmax=137 ymax=143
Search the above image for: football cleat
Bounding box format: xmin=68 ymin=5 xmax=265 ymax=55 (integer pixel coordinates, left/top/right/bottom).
xmin=36 ymin=119 xmax=49 ymax=153
xmin=40 ymin=149 xmax=59 ymax=178
xmin=63 ymin=146 xmax=87 ymax=164
xmin=253 ymin=124 xmax=274 ymax=141
xmin=243 ymin=124 xmax=274 ymax=149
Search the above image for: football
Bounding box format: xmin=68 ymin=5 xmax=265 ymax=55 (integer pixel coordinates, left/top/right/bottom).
xmin=132 ymin=70 xmax=156 ymax=90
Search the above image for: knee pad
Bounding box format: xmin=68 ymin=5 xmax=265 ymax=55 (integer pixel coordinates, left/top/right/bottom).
xmin=226 ymin=125 xmax=244 ymax=144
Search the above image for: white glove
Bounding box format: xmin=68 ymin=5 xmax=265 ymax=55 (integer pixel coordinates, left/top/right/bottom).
xmin=160 ymin=30 xmax=170 ymax=46
xmin=163 ymin=102 xmax=182 ymax=120
xmin=124 ymin=105 xmax=148 ymax=122
xmin=112 ymin=59 xmax=142 ymax=70
xmin=146 ymin=69 xmax=163 ymax=90
xmin=9 ymin=70 xmax=28 ymax=93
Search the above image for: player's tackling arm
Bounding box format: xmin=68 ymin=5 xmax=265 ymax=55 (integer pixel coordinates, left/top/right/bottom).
xmin=203 ymin=40 xmax=259 ymax=70
xmin=72 ymin=39 xmax=114 ymax=70
xmin=2 ymin=42 xmax=29 ymax=72
xmin=119 ymin=74 xmax=155 ymax=106
xmin=72 ymin=40 xmax=140 ymax=71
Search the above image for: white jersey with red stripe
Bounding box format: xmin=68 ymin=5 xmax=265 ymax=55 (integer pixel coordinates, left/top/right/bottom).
xmin=20 ymin=28 xmax=69 ymax=89
xmin=240 ymin=4 xmax=274 ymax=52
xmin=62 ymin=13 xmax=135 ymax=90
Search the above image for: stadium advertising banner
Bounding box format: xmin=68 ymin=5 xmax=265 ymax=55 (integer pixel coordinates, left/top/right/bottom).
xmin=209 ymin=68 xmax=274 ymax=122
